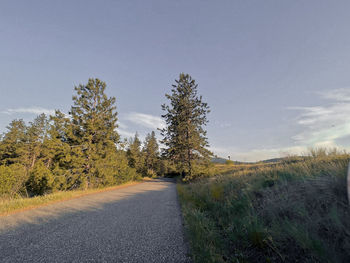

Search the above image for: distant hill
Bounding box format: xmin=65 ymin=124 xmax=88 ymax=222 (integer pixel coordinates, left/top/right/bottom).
xmin=211 ymin=157 xmax=248 ymax=165
xmin=261 ymin=156 xmax=309 ymax=163
xmin=261 ymin=157 xmax=285 ymax=163
xmin=212 ymin=156 xmax=295 ymax=165
xmin=211 ymin=157 xmax=227 ymax=164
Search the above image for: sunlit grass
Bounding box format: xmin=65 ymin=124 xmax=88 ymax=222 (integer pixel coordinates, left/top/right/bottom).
xmin=178 ymin=152 xmax=350 ymax=262
xmin=0 ymin=180 xmax=143 ymax=215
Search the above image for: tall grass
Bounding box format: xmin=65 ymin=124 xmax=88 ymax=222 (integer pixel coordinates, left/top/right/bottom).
xmin=178 ymin=152 xmax=350 ymax=262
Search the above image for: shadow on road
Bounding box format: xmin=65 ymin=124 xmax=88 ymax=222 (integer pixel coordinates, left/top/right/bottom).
xmin=0 ymin=178 xmax=191 ymax=262
xmin=0 ymin=178 xmax=175 ymax=232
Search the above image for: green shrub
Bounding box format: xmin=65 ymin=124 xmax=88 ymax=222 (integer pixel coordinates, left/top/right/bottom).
xmin=51 ymin=165 xmax=70 ymax=190
xmin=0 ymin=164 xmax=27 ymax=197
xmin=145 ymin=169 xmax=157 ymax=178
xmin=113 ymin=151 xmax=141 ymax=183
xmin=182 ymin=161 xmax=215 ymax=181
xmin=26 ymin=161 xmax=54 ymax=196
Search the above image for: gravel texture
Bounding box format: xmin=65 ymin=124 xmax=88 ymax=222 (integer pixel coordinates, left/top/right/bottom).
xmin=0 ymin=178 xmax=191 ymax=262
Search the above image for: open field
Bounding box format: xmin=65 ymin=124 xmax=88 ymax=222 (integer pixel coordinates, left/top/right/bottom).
xmin=178 ymin=153 xmax=350 ymax=262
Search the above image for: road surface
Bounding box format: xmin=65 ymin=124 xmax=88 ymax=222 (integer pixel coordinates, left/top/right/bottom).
xmin=0 ymin=178 xmax=191 ymax=262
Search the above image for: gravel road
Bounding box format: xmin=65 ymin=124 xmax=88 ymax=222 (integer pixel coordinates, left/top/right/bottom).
xmin=0 ymin=178 xmax=191 ymax=262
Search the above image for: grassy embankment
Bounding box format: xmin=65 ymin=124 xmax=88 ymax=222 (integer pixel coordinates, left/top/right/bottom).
xmin=0 ymin=179 xmax=149 ymax=216
xmin=178 ymin=153 xmax=350 ymax=262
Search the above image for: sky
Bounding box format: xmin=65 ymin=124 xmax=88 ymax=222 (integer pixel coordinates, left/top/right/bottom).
xmin=1 ymin=0 xmax=350 ymax=161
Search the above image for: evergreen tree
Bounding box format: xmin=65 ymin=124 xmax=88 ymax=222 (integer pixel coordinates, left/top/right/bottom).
xmin=0 ymin=119 xmax=27 ymax=166
xmin=160 ymin=73 xmax=211 ymax=179
xmin=69 ymin=78 xmax=119 ymax=188
xmin=24 ymin=114 xmax=49 ymax=169
xmin=143 ymin=131 xmax=159 ymax=175
xmin=0 ymin=79 xmax=143 ymax=196
xmin=126 ymin=133 xmax=144 ymax=174
xmin=45 ymin=110 xmax=73 ymax=190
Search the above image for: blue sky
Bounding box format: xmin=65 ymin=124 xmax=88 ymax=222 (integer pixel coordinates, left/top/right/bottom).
xmin=1 ymin=0 xmax=350 ymax=161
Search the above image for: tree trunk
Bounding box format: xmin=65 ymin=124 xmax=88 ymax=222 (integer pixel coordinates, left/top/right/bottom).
xmin=31 ymin=154 xmax=36 ymax=168
xmin=187 ymin=147 xmax=192 ymax=178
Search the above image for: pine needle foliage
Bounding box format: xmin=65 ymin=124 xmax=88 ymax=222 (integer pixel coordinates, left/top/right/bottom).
xmin=143 ymin=131 xmax=160 ymax=176
xmin=0 ymin=78 xmax=143 ymax=197
xmin=160 ymin=73 xmax=211 ymax=180
xmin=126 ymin=133 xmax=144 ymax=174
xmin=0 ymin=119 xmax=27 ymax=166
xmin=69 ymin=78 xmax=120 ymax=188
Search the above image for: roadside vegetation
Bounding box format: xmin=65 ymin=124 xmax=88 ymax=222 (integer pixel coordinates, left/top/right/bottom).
xmin=0 ymin=78 xmax=173 ymax=212
xmin=0 ymin=180 xmax=141 ymax=215
xmin=178 ymin=149 xmax=350 ymax=262
xmin=6 ymin=73 xmax=348 ymax=262
xmin=0 ymin=73 xmax=212 ymax=213
xmin=160 ymin=73 xmax=212 ymax=181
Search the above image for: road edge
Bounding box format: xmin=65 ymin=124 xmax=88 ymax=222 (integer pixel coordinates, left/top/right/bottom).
xmin=0 ymin=179 xmax=149 ymax=217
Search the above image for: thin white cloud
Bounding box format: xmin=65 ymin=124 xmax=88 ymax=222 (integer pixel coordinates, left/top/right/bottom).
xmin=117 ymin=128 xmax=135 ymax=139
xmin=124 ymin=112 xmax=165 ymax=130
xmin=1 ymin=107 xmax=55 ymax=116
xmin=213 ymin=88 xmax=350 ymax=162
xmin=114 ymin=122 xmax=135 ymax=139
xmin=118 ymin=121 xmax=128 ymax=130
xmin=318 ymin=88 xmax=350 ymax=102
xmin=289 ymin=99 xmax=350 ymax=145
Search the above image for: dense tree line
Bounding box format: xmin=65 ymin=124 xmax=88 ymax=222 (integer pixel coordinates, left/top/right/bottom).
xmin=0 ymin=74 xmax=211 ymax=197
xmin=0 ymin=79 xmax=164 ymax=197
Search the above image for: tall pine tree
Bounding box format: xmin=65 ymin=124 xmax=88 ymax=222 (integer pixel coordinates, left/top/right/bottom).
xmin=69 ymin=78 xmax=119 ymax=188
xmin=25 ymin=113 xmax=49 ymax=169
xmin=0 ymin=119 xmax=27 ymax=166
xmin=45 ymin=110 xmax=73 ymax=189
xmin=126 ymin=133 xmax=144 ymax=174
xmin=143 ymin=131 xmax=159 ymax=175
xmin=160 ymin=73 xmax=211 ymax=180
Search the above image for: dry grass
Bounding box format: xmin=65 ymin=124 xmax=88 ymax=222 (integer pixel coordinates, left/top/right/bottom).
xmin=178 ymin=153 xmax=350 ymax=262
xmin=213 ymin=162 xmax=276 ymax=175
xmin=0 ymin=180 xmax=143 ymax=216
